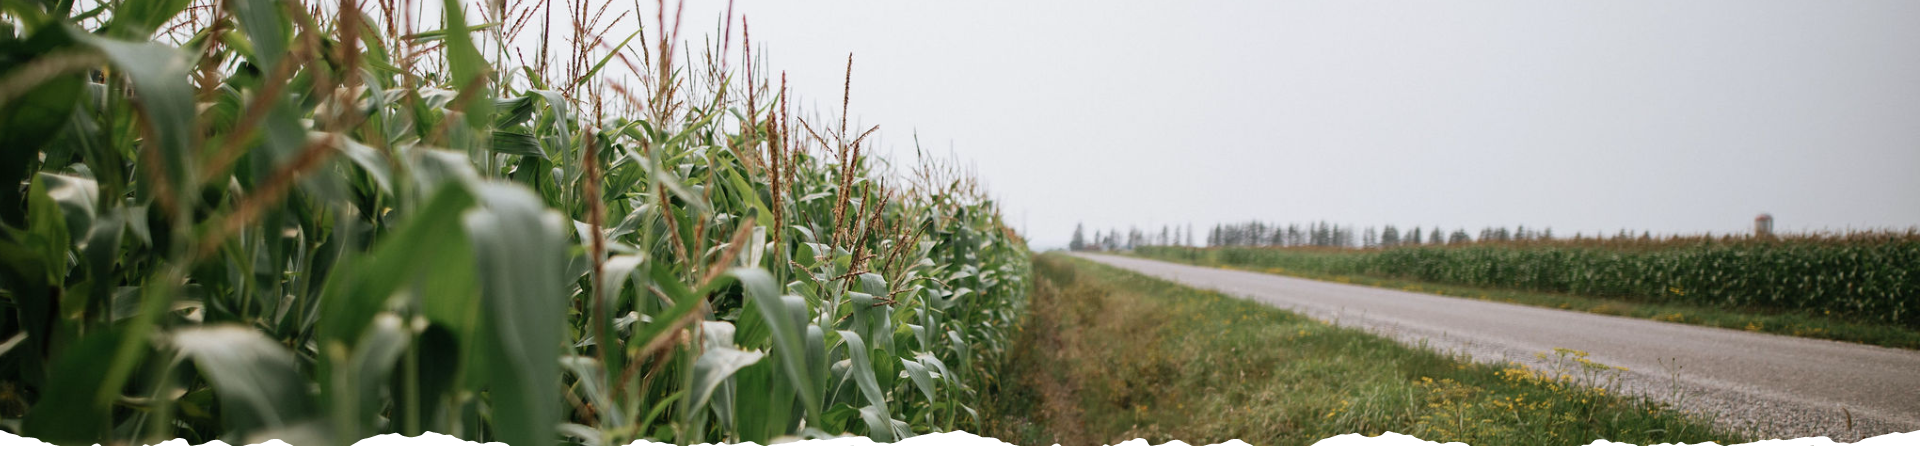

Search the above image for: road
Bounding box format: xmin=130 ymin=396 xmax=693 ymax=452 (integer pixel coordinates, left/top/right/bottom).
xmin=1073 ymin=253 xmax=1920 ymax=441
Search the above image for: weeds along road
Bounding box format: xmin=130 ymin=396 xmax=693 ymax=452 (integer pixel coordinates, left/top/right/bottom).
xmin=1072 ymin=253 xmax=1920 ymax=441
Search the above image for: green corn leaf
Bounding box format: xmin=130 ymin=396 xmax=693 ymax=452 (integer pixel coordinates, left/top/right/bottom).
xmin=330 ymin=135 xmax=395 ymax=194
xmin=854 ymin=404 xmax=890 ymax=442
xmin=490 ymin=130 xmax=546 ymax=157
xmin=171 ymin=325 xmax=315 ymax=439
xmin=492 ymin=95 xmax=536 ymax=128
xmin=400 ymin=22 xmax=502 ymax=44
xmin=23 ymin=173 xmax=73 ymax=281
xmin=731 ymin=268 xmax=822 ymax=426
xmin=900 ymin=358 xmax=935 ymax=404
xmin=913 ymin=353 xmax=957 ymax=391
xmin=0 ymin=50 xmax=83 ymax=223
xmin=316 ymin=182 xmax=475 ymax=345
xmin=440 ymin=0 xmax=490 ymax=132
xmin=463 ymin=182 xmax=568 ymax=446
xmin=685 ymin=345 xmax=762 ymax=440
xmin=20 ymin=326 xmax=126 ymax=445
xmin=559 ymin=355 xmax=624 ymax=430
xmin=571 ymin=29 xmax=641 ymax=87
xmin=103 ymin=0 xmax=191 ymax=39
xmin=66 ymin=28 xmax=194 ymax=214
xmin=834 ymin=330 xmax=888 ymax=424
xmin=340 ymin=313 xmax=410 ymax=440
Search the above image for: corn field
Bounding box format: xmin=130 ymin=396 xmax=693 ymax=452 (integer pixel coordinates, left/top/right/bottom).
xmin=0 ymin=0 xmax=1029 ymax=446
xmin=1138 ymin=233 xmax=1920 ymax=328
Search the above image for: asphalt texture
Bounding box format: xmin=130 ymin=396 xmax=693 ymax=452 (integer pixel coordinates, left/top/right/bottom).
xmin=1073 ymin=253 xmax=1920 ymax=441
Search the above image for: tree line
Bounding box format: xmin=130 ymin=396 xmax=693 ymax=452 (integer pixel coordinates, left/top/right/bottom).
xmin=1069 ymin=223 xmax=1197 ymax=251
xmin=1069 ymin=221 xmax=1598 ymax=251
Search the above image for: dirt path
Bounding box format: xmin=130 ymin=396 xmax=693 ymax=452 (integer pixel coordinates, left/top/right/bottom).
xmin=1029 ymin=314 xmax=1091 ymax=445
xmin=987 ymin=269 xmax=1094 ymax=445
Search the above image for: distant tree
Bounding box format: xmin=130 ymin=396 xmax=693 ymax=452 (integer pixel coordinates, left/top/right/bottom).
xmin=1543 ymin=227 xmax=1553 ymax=240
xmin=1407 ymin=226 xmax=1421 ymax=245
xmin=1363 ymin=227 xmax=1378 ymax=248
xmin=1160 ymin=225 xmax=1170 ymax=246
xmin=1382 ymin=225 xmax=1400 ymax=246
xmin=1450 ymin=228 xmax=1471 ymax=244
xmin=1070 ymin=223 xmax=1087 ymax=251
xmin=1430 ymin=228 xmax=1443 ymax=245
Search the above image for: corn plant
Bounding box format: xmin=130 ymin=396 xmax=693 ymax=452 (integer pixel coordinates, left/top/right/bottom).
xmin=0 ymin=0 xmax=1028 ymax=446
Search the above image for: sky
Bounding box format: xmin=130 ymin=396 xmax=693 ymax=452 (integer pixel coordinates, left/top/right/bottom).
xmin=594 ymin=0 xmax=1920 ymax=249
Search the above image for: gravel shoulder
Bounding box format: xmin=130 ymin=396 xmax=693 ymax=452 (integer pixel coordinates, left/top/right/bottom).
xmin=1073 ymin=253 xmax=1920 ymax=442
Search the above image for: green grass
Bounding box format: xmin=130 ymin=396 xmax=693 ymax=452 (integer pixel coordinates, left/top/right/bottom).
xmin=1132 ymin=248 xmax=1920 ymax=350
xmin=983 ymin=253 xmax=1742 ymax=446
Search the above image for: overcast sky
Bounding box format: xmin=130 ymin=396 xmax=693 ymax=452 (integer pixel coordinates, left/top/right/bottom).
xmin=646 ymin=0 xmax=1920 ymax=249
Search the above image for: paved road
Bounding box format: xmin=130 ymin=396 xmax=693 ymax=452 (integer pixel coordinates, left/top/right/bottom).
xmin=1073 ymin=253 xmax=1920 ymax=441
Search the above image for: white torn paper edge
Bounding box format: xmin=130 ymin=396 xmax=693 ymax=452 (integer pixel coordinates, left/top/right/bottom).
xmin=0 ymin=429 xmax=1912 ymax=470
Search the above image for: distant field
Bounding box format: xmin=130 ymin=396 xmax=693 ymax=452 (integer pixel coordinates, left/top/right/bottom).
xmin=982 ymin=253 xmax=1738 ymax=446
xmin=1132 ymin=236 xmax=1920 ymax=349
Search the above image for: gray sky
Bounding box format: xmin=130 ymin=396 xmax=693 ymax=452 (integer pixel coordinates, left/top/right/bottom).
xmin=660 ymin=0 xmax=1920 ymax=249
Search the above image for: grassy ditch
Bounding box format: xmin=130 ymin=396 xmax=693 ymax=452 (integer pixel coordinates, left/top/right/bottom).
xmin=1133 ymin=247 xmax=1920 ymax=350
xmin=982 ymin=253 xmax=1741 ymax=446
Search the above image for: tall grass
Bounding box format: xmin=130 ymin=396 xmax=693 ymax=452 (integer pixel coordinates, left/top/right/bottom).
xmin=0 ymin=0 xmax=1028 ymax=445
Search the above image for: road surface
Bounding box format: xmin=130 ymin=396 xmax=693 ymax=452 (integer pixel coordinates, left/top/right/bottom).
xmin=1073 ymin=253 xmax=1920 ymax=441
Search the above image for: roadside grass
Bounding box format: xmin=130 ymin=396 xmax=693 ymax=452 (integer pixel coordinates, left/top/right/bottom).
xmin=1130 ymin=252 xmax=1920 ymax=350
xmin=983 ymin=252 xmax=1743 ymax=446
